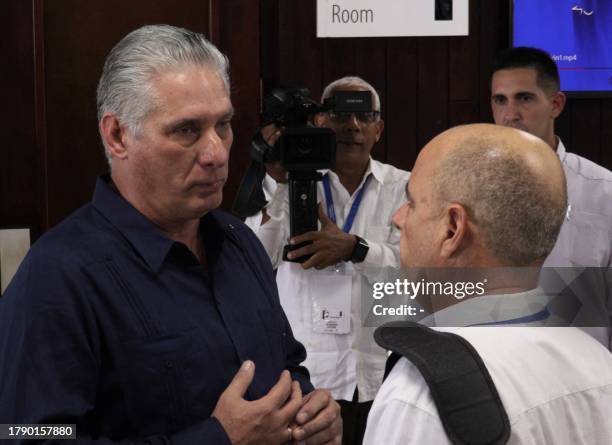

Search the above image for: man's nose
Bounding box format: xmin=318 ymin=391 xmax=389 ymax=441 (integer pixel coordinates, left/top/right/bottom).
xmin=198 ymin=129 xmax=229 ymax=167
xmin=341 ymin=113 xmax=361 ymax=130
xmin=392 ymin=205 xmax=406 ymax=230
xmin=504 ymin=100 xmax=521 ymax=123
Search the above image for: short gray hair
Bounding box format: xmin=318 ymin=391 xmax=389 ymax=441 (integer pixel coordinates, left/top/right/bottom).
xmin=321 ymin=76 xmax=381 ymax=112
xmin=96 ymin=24 xmax=230 ymax=162
xmin=432 ymin=137 xmax=566 ymax=266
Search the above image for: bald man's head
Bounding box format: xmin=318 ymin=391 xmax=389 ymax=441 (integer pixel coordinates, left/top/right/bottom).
xmin=393 ymin=124 xmax=566 ymax=268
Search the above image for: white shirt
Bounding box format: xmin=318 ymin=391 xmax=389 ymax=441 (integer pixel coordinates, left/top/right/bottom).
xmin=545 ymin=139 xmax=612 ymax=268
xmin=246 ymin=158 xmax=409 ymax=401
xmin=542 ymin=139 xmax=612 ymax=349
xmin=364 ymin=327 xmax=612 ymax=445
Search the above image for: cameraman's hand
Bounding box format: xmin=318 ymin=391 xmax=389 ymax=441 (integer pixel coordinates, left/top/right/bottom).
xmin=262 ymin=124 xmax=288 ymax=184
xmin=286 ymin=204 xmax=357 ymax=270
xmin=212 ymin=361 xmax=303 ymax=445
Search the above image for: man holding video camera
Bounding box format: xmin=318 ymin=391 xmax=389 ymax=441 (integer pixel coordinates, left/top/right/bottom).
xmin=247 ymin=76 xmax=410 ymax=445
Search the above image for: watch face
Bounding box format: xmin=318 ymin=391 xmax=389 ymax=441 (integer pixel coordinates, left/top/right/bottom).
xmin=352 ymin=237 xmax=369 ymax=263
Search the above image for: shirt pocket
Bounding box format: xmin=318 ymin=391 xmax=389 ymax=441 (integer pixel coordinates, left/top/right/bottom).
xmin=114 ymin=329 xmax=199 ymax=435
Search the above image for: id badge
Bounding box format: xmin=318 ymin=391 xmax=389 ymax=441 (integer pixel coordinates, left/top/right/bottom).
xmin=311 ymin=266 xmax=352 ymax=334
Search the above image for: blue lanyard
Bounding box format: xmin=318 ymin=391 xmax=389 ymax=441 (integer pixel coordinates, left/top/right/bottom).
xmin=322 ymin=174 xmax=372 ymax=233
xmin=468 ymin=307 xmax=551 ymax=326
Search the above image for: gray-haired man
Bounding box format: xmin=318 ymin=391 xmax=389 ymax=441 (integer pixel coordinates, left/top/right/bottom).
xmin=0 ymin=25 xmax=340 ymax=445
xmin=247 ymin=76 xmax=409 ymax=445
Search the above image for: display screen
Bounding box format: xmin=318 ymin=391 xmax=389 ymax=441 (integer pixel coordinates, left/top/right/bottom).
xmin=513 ymin=0 xmax=612 ymax=96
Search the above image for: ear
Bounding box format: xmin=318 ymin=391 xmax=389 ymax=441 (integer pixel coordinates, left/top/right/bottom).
xmin=313 ymin=113 xmax=326 ymax=128
xmin=374 ymin=118 xmax=384 ymax=143
xmin=439 ymin=204 xmax=469 ymax=259
xmin=550 ymin=91 xmax=566 ymax=119
xmin=100 ymin=113 xmax=130 ymax=161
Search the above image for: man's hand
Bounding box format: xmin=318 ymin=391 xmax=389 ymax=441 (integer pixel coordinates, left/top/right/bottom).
xmin=212 ymin=361 xmax=303 ymax=445
xmin=286 ymin=204 xmax=357 ymax=269
xmin=291 ymin=389 xmax=342 ymax=445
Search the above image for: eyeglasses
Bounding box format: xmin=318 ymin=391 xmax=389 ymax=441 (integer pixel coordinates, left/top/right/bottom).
xmin=327 ymin=111 xmax=380 ymax=124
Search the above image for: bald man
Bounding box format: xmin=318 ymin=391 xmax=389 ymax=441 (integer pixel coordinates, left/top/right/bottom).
xmin=363 ymin=124 xmax=612 ymax=445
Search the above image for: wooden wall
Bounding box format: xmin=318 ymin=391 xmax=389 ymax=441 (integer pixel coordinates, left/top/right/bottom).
xmin=1 ymin=0 xmax=610 ymax=240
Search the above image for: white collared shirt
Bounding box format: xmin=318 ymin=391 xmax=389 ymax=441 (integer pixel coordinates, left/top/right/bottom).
xmin=545 ymin=139 xmax=612 ymax=269
xmin=364 ymin=292 xmax=612 ymax=444
xmin=543 ymin=139 xmax=612 ymax=349
xmin=246 ymin=158 xmax=410 ymax=401
xmin=364 ymin=327 xmax=612 ymax=445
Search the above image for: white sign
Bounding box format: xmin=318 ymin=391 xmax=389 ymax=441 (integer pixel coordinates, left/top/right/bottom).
xmin=317 ymin=0 xmax=469 ymax=37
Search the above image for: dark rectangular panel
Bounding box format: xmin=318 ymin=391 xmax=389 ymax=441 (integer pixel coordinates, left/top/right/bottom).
xmin=570 ymin=100 xmax=601 ymax=163
xmin=322 ymin=38 xmax=357 ymax=88
xmin=215 ymin=0 xmax=260 ymax=211
xmin=386 ymin=39 xmax=418 ymax=171
xmin=276 ymin=0 xmax=322 ymax=96
xmin=0 ymin=0 xmax=46 ymax=239
xmin=355 ymin=38 xmax=388 ymax=162
xmin=479 ymin=0 xmax=510 ymax=123
xmin=601 ymin=101 xmax=612 ymax=171
xmin=436 ymin=0 xmax=454 ymax=21
xmin=449 ymin=0 xmax=479 ymax=102
xmin=449 ymin=101 xmax=479 ymax=126
xmin=417 ymin=37 xmax=449 ymax=147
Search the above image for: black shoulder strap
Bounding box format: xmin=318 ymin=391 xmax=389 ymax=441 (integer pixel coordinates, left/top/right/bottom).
xmin=374 ymin=321 xmax=510 ymax=445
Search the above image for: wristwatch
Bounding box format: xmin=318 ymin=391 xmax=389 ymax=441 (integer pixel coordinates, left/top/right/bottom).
xmin=350 ymin=235 xmax=369 ymax=263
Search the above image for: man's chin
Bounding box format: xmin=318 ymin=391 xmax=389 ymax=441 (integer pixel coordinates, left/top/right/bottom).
xmin=337 ymin=142 xmax=364 ymax=149
xmin=188 ymin=193 xmax=223 ymax=218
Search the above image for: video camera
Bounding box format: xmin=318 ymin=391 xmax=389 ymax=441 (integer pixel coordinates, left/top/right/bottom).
xmin=233 ymin=87 xmax=373 ymax=262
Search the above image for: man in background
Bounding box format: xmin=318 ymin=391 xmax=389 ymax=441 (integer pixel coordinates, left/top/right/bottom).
xmin=247 ymin=76 xmax=409 ymax=445
xmin=490 ymin=46 xmax=612 ymax=348
xmin=363 ymin=124 xmax=612 ymax=444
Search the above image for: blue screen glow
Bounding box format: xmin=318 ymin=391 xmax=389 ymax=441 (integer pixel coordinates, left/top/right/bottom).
xmin=513 ymin=0 xmax=612 ymax=93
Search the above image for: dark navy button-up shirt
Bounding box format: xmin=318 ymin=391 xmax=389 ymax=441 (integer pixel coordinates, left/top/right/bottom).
xmin=0 ymin=176 xmax=312 ymax=444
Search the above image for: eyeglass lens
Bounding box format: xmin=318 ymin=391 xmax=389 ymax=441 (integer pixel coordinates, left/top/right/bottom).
xmin=329 ymin=111 xmax=379 ymax=123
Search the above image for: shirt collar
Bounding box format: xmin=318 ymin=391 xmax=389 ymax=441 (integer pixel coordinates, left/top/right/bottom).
xmin=367 ymin=157 xmax=385 ymax=184
xmin=420 ymin=287 xmax=553 ymax=328
xmin=321 ymin=157 xmax=383 ymax=186
xmin=555 ymin=137 xmax=567 ymax=162
xmin=91 ymin=174 xmax=219 ymax=274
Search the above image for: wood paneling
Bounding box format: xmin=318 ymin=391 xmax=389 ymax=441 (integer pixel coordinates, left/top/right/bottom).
xmin=214 ymin=0 xmax=260 ymax=211
xmin=1 ymin=0 xmax=610 ymax=239
xmin=385 ymin=39 xmax=418 ymax=171
xmin=569 ymin=100 xmax=601 ymax=162
xmin=1 ymin=0 xmax=46 ymax=239
xmin=42 ymin=0 xmax=212 ymax=227
xmin=602 ymin=102 xmax=612 ymax=168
